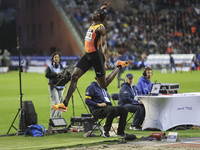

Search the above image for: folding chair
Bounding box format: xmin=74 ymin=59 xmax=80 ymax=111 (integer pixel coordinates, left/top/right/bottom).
xmin=111 ymin=93 xmax=134 ymax=126
xmin=86 ymin=106 xmax=116 ymax=137
xmin=126 ymin=113 xmax=135 ymax=125
xmin=111 ymin=93 xmax=119 ymax=106
xmin=89 ymin=116 xmax=105 ymax=136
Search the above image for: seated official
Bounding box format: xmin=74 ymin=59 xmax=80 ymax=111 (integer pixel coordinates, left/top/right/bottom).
xmin=118 ymin=73 xmax=145 ymax=130
xmin=85 ymin=79 xmax=128 ymax=138
xmin=137 ymin=67 xmax=153 ymax=95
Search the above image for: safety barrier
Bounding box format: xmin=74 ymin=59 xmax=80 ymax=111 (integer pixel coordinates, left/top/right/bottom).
xmin=146 ymin=54 xmax=196 ymax=71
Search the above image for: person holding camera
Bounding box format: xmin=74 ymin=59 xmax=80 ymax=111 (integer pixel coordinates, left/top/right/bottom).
xmin=137 ymin=67 xmax=153 ymax=95
xmin=45 ymin=52 xmax=65 ymax=118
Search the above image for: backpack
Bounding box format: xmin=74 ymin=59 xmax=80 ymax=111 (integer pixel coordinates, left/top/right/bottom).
xmin=24 ymin=124 xmax=46 ymax=137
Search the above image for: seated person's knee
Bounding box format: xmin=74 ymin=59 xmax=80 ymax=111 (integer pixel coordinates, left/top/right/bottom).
xmin=121 ymin=107 xmax=128 ymax=114
xmin=110 ymin=107 xmax=118 ymax=115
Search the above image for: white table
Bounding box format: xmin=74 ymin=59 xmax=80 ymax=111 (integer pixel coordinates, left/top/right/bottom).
xmin=138 ymin=93 xmax=200 ymax=131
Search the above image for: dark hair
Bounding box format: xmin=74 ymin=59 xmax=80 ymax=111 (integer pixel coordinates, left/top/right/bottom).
xmin=51 ymin=52 xmax=63 ymax=68
xmin=96 ymin=9 xmax=106 ymax=22
xmin=51 ymin=52 xmax=61 ymax=61
xmin=143 ymin=67 xmax=152 ymax=77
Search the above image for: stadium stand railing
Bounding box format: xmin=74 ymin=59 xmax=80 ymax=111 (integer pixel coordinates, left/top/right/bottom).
xmin=146 ymin=54 xmax=196 ymax=71
xmin=51 ymin=0 xmax=85 ymax=54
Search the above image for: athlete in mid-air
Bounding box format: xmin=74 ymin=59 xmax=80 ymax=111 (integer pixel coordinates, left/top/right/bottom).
xmin=52 ymin=1 xmax=129 ymax=112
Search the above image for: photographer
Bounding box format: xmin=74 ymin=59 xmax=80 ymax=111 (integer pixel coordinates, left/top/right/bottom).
xmin=45 ymin=52 xmax=65 ymax=118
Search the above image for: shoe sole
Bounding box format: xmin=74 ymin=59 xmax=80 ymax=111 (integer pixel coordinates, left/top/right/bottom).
xmin=58 ymin=106 xmax=67 ymax=112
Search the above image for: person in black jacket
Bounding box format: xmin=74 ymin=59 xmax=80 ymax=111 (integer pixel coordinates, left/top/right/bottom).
xmin=169 ymin=53 xmax=177 ymax=73
xmin=118 ymin=73 xmax=145 ymax=130
xmin=45 ymin=52 xmax=66 ymax=118
xmin=85 ymin=79 xmax=128 ymax=138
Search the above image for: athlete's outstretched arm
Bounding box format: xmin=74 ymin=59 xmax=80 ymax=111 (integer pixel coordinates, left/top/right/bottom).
xmin=99 ymin=26 xmax=109 ymax=70
xmin=102 ymin=35 xmax=109 ymax=70
xmin=100 ymin=1 xmax=110 ymax=10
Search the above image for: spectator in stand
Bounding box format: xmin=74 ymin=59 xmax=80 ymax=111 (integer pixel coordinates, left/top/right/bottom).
xmin=167 ymin=46 xmax=173 ymax=54
xmin=139 ymin=52 xmax=147 ymax=69
xmin=70 ymin=0 xmax=200 ymax=60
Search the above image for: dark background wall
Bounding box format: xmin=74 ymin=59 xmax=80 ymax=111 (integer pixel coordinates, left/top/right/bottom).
xmin=16 ymin=0 xmax=82 ymax=56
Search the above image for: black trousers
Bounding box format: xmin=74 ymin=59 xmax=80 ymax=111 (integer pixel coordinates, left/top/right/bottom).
xmin=76 ymin=50 xmax=105 ymax=77
xmin=93 ymin=106 xmax=128 ymax=134
xmin=123 ymin=104 xmax=145 ymax=126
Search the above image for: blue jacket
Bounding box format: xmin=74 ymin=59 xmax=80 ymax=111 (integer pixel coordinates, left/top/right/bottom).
xmin=137 ymin=76 xmax=152 ymax=95
xmin=118 ymin=82 xmax=139 ymax=106
xmin=85 ymin=82 xmax=112 ymax=114
xmin=170 ymin=56 xmax=175 ymax=64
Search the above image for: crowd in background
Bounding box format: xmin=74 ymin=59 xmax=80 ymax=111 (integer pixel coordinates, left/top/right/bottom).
xmin=1 ymin=0 xmax=200 ymax=71
xmin=64 ymin=0 xmax=200 ymax=69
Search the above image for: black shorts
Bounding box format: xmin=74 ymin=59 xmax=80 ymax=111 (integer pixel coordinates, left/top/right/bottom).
xmin=76 ymin=50 xmax=105 ymax=77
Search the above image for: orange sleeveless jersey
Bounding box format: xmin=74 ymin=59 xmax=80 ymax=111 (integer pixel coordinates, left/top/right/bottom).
xmin=85 ymin=24 xmax=104 ymax=53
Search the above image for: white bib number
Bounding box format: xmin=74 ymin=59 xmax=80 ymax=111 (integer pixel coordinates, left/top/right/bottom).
xmin=85 ymin=29 xmax=93 ymax=41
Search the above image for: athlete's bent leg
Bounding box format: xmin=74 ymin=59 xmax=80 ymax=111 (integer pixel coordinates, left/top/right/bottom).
xmin=63 ymin=67 xmax=84 ymax=106
xmin=97 ymin=60 xmax=129 ymax=89
xmin=97 ymin=67 xmax=119 ymax=89
xmin=52 ymin=67 xmax=84 ymax=111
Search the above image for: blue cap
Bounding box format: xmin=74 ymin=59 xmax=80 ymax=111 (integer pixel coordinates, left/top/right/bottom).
xmin=126 ymin=73 xmax=133 ymax=79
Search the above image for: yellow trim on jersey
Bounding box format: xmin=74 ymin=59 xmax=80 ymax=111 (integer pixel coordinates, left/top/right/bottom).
xmin=85 ymin=96 xmax=91 ymax=99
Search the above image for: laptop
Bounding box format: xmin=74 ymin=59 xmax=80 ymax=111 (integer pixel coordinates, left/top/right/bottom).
xmin=149 ymin=83 xmax=161 ymax=96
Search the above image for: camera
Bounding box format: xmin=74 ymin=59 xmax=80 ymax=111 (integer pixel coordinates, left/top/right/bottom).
xmin=55 ymin=68 xmax=71 ymax=86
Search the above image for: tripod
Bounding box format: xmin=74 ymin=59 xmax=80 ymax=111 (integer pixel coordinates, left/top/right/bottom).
xmin=66 ymin=86 xmax=90 ymax=130
xmin=59 ymin=68 xmax=89 ymax=117
xmin=70 ymin=87 xmax=90 ymax=117
xmin=7 ymin=38 xmax=25 ymax=136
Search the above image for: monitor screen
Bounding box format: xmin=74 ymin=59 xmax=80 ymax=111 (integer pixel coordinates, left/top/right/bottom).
xmin=150 ymin=83 xmax=161 ymax=94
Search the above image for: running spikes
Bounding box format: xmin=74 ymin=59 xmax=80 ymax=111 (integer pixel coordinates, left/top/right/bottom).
xmin=52 ymin=103 xmax=68 ymax=112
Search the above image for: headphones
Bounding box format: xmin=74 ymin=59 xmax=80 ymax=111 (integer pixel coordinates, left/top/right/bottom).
xmin=51 ymin=52 xmax=61 ymax=62
xmin=143 ymin=67 xmax=153 ymax=77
